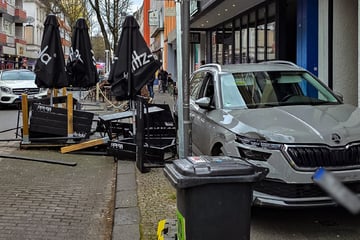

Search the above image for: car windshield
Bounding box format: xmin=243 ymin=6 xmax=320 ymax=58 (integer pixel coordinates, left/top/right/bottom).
xmin=1 ymin=71 xmax=35 ymax=81
xmin=220 ymin=71 xmax=340 ymax=109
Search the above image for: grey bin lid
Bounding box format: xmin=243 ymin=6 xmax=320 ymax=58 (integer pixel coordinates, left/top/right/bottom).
xmin=164 ymin=156 xmax=267 ymax=189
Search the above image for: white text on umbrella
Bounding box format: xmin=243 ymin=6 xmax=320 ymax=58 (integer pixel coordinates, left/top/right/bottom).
xmin=38 ymin=45 xmax=52 ymax=65
xmin=132 ymin=50 xmax=154 ymax=72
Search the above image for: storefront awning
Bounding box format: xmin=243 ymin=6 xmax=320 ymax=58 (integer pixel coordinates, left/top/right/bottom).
xmin=190 ymin=0 xmax=264 ymax=29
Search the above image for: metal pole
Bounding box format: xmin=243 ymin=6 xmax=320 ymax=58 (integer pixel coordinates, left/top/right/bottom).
xmin=105 ymin=49 xmax=110 ymax=73
xmin=182 ymin=0 xmax=192 ymax=157
xmin=175 ymin=0 xmax=185 ymax=158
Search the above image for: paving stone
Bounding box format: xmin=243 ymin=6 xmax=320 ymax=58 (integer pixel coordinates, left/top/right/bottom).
xmin=112 ymin=224 xmax=140 ymax=240
xmin=114 ymin=207 xmax=140 ymax=225
xmin=116 ymin=189 xmax=138 ymax=208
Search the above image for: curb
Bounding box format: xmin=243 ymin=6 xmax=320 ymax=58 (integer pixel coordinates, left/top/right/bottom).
xmin=112 ymin=161 xmax=141 ymax=240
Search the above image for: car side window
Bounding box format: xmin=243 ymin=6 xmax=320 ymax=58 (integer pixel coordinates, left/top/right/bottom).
xmin=202 ymin=73 xmax=215 ymax=106
xmin=190 ymin=71 xmax=205 ymax=100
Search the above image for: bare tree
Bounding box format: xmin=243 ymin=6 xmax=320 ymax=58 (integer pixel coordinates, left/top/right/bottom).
xmin=87 ymin=0 xmax=131 ymax=52
xmin=39 ymin=0 xmax=91 ymax=30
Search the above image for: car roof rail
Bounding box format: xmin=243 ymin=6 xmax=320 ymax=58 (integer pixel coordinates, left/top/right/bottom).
xmin=261 ymin=60 xmax=300 ymax=68
xmin=200 ymin=63 xmax=222 ymax=72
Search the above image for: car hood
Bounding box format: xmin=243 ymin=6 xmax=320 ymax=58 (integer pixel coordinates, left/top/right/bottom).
xmin=1 ymin=80 xmax=37 ymax=88
xmin=218 ymin=104 xmax=360 ymax=145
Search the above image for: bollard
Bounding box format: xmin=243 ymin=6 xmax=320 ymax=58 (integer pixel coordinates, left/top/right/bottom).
xmin=21 ymin=93 xmax=30 ymax=144
xmin=67 ymin=93 xmax=74 ymax=143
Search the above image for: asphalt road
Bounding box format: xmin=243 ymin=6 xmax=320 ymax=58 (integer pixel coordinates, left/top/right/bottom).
xmin=0 ymin=107 xmax=20 ymax=140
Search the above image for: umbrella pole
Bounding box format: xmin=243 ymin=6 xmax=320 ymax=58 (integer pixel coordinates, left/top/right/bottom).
xmin=131 ymin=100 xmax=136 ymax=135
xmin=50 ymin=89 xmax=53 ymax=106
xmin=128 ymin=24 xmax=135 ymax=136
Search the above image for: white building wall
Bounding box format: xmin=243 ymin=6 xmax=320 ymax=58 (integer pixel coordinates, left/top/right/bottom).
xmin=333 ymin=0 xmax=358 ymax=105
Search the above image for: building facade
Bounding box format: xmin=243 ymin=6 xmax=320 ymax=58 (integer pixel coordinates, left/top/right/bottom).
xmin=136 ymin=0 xmax=359 ymax=106
xmin=189 ymin=0 xmax=358 ymax=106
xmin=0 ymin=0 xmax=27 ymax=69
xmin=24 ymin=0 xmax=71 ymax=70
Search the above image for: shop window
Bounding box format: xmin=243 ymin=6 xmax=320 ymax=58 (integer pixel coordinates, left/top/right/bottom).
xmin=267 ymin=22 xmax=276 ymax=60
xmin=212 ymin=31 xmax=217 ymax=63
xmin=207 ymin=0 xmax=277 ymax=64
xmin=241 ymin=15 xmax=248 ymax=63
xmin=257 ymin=7 xmax=266 ymax=61
xmin=223 ymin=22 xmax=233 ymax=64
xmin=216 ymin=29 xmax=223 ymax=64
xmin=235 ymin=30 xmax=241 ymax=63
xmin=249 ymin=12 xmax=256 ymax=63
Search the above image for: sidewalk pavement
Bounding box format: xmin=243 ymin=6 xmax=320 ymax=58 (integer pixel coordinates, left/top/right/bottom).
xmin=109 ymin=89 xmax=177 ymax=240
xmin=0 ymin=87 xmax=177 ymax=240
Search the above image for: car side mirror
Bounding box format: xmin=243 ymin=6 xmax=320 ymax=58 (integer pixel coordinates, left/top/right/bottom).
xmin=334 ymin=91 xmax=344 ymax=102
xmin=195 ymin=97 xmax=214 ymax=110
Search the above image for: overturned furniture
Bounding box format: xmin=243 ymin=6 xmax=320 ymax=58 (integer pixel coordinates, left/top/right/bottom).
xmin=106 ymin=103 xmax=177 ymax=166
xmin=20 ymin=94 xmax=94 ymax=148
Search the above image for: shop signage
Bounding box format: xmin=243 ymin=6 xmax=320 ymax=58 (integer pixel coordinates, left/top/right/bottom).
xmin=1 ymin=45 xmax=15 ymax=55
xmin=149 ymin=10 xmax=159 ymax=26
xmin=165 ymin=7 xmax=176 ymax=16
xmin=16 ymin=42 xmax=26 ymax=56
xmin=190 ymin=0 xmax=199 ymax=16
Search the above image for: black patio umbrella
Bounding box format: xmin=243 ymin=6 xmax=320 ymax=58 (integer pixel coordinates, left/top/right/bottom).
xmin=108 ymin=15 xmax=161 ymax=101
xmin=34 ymin=14 xmax=68 ymax=89
xmin=66 ymin=18 xmax=99 ymax=88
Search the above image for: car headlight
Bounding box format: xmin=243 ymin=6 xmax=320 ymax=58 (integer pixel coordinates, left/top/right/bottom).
xmin=236 ymin=135 xmax=283 ymax=161
xmin=40 ymin=88 xmax=48 ymax=93
xmin=0 ymin=86 xmax=11 ymax=93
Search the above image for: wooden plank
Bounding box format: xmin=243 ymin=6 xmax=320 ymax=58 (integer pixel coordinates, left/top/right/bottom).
xmin=60 ymin=137 xmax=109 ymax=154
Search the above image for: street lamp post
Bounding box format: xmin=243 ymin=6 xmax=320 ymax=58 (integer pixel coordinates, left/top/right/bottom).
xmin=175 ymin=0 xmax=191 ymax=158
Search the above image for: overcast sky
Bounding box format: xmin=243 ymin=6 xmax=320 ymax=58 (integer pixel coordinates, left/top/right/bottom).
xmin=130 ymin=0 xmax=143 ymax=13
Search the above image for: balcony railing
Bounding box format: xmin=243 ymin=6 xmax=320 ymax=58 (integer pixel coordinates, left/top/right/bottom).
xmin=7 ymin=3 xmax=14 ymax=16
xmin=0 ymin=1 xmax=6 ymax=13
xmin=0 ymin=32 xmax=6 ymax=45
xmin=7 ymin=35 xmax=15 ymax=47
xmin=15 ymin=8 xmax=27 ymax=23
xmin=15 ymin=37 xmax=26 ymax=45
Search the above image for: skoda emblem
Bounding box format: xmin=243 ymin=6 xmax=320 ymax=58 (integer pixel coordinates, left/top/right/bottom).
xmin=331 ymin=133 xmax=341 ymax=144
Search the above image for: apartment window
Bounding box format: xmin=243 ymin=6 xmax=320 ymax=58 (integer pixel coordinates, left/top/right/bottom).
xmin=4 ymin=20 xmax=13 ymax=35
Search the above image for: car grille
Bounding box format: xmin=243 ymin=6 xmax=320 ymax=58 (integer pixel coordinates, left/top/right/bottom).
xmin=12 ymin=88 xmax=40 ymax=95
xmin=254 ymin=180 xmax=360 ymax=198
xmin=285 ymin=144 xmax=360 ymax=169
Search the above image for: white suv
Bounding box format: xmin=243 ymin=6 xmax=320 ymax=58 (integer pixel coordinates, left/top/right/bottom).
xmin=183 ymin=61 xmax=360 ymax=207
xmin=0 ymin=69 xmax=48 ymax=106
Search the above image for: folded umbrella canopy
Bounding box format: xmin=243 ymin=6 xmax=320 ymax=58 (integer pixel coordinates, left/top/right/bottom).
xmin=108 ymin=15 xmax=161 ymax=100
xmin=67 ymin=18 xmax=99 ymax=88
xmin=34 ymin=14 xmax=68 ymax=89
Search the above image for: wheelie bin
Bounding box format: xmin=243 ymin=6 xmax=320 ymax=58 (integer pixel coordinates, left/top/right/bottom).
xmin=164 ymin=155 xmax=268 ymax=240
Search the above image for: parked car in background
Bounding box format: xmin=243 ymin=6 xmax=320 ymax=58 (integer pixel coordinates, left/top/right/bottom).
xmin=0 ymin=69 xmax=48 ymax=107
xmin=178 ymin=61 xmax=360 ymax=207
